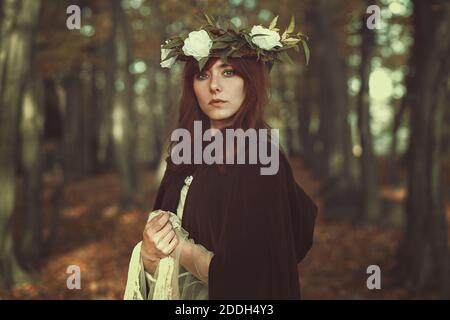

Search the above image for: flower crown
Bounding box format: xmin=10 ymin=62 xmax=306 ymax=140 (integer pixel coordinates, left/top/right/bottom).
xmin=160 ymin=13 xmax=310 ymax=71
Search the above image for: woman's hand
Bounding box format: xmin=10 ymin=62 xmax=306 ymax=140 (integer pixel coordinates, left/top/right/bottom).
xmin=141 ymin=212 xmax=179 ymax=274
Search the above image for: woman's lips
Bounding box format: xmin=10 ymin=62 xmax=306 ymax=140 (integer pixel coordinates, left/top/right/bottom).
xmin=209 ymin=99 xmax=227 ymax=107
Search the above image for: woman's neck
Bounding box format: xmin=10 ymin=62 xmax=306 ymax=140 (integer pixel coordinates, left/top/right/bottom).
xmin=210 ymin=118 xmax=234 ymax=131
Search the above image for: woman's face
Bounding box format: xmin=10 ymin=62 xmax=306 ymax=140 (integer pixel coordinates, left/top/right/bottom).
xmin=193 ymin=59 xmax=245 ymax=130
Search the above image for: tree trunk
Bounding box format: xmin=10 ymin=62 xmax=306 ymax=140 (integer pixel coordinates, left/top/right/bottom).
xmin=356 ymin=1 xmax=380 ymax=224
xmin=41 ymin=79 xmax=65 ymax=257
xmin=96 ymin=39 xmax=115 ymax=171
xmin=297 ymin=6 xmax=319 ymax=170
xmin=62 ymin=70 xmax=83 ymax=179
xmin=80 ymin=60 xmax=97 ymax=175
xmin=145 ymin=3 xmax=176 ymax=168
xmin=296 ymin=66 xmax=316 ymax=169
xmin=19 ymin=72 xmax=45 ymax=269
xmin=388 ymin=97 xmax=407 ymax=185
xmin=312 ymin=0 xmax=358 ymax=221
xmin=111 ymin=1 xmax=140 ymax=207
xmin=314 ymin=0 xmax=354 ymax=181
xmin=0 ymin=0 xmax=40 ymax=289
xmin=397 ymin=0 xmax=450 ymax=298
xmin=279 ymin=67 xmax=300 ymax=156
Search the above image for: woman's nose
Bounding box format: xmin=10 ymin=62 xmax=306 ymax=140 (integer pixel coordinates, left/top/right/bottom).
xmin=209 ymin=76 xmax=222 ymax=93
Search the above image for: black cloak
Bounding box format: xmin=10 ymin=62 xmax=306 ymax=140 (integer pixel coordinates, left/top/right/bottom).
xmin=152 ymin=147 xmax=318 ymax=300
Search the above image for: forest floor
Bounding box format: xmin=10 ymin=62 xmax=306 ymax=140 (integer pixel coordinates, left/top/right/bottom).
xmin=0 ymin=157 xmax=447 ymax=299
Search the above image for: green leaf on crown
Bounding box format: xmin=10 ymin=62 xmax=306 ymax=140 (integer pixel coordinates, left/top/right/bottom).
xmin=161 ymin=49 xmax=179 ymax=62
xmin=203 ymin=13 xmax=215 ymax=27
xmin=162 ymin=39 xmax=183 ymax=49
xmin=286 ymin=16 xmax=295 ymax=34
xmin=269 ymin=15 xmax=279 ymax=30
xmin=220 ymin=51 xmax=229 ymax=65
xmin=211 ymin=41 xmax=230 ymax=50
xmin=301 ymin=40 xmax=310 ymax=65
xmin=278 ymin=51 xmax=294 ymax=64
xmin=230 ymin=22 xmax=239 ymax=34
xmin=214 ymin=34 xmax=235 ymax=42
xmin=198 ymin=57 xmax=208 ymax=71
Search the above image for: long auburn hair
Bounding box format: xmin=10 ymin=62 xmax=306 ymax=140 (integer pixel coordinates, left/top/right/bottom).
xmin=164 ymin=56 xmax=273 ymax=178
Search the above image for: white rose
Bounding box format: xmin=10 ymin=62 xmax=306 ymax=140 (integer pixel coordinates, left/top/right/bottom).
xmin=160 ymin=45 xmax=176 ymax=69
xmin=249 ymin=25 xmax=282 ymax=50
xmin=182 ymin=30 xmax=213 ymax=61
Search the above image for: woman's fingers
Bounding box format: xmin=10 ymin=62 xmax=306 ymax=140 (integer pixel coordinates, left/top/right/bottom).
xmin=165 ymin=235 xmax=180 ymax=258
xmin=158 ymin=229 xmax=177 ymax=255
xmin=153 ymin=221 xmax=173 ymax=244
xmin=148 ymin=212 xmax=170 ymax=231
xmin=143 ymin=213 xmax=169 ymax=238
xmin=142 ymin=211 xmax=179 ymax=259
xmin=168 ymin=236 xmax=180 ymax=258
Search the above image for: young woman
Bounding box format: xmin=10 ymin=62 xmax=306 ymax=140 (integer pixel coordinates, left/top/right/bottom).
xmin=124 ymin=17 xmax=317 ymax=300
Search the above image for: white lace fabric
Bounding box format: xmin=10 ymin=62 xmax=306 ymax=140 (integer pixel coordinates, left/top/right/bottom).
xmin=124 ymin=175 xmax=213 ymax=300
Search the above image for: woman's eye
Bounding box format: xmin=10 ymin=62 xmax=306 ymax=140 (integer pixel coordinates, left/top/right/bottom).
xmin=196 ymin=73 xmax=209 ymax=80
xmin=223 ymin=69 xmax=235 ymax=77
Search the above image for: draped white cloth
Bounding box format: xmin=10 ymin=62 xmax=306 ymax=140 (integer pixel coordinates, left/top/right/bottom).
xmin=124 ymin=176 xmax=212 ymax=300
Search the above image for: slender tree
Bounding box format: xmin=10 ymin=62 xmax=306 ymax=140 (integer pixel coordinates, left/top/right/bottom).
xmin=311 ymin=0 xmax=358 ymax=221
xmin=314 ymin=0 xmax=354 ymax=181
xmin=111 ymin=1 xmax=140 ymax=207
xmin=0 ymin=0 xmax=41 ymax=289
xmin=397 ymin=0 xmax=450 ymax=298
xmin=19 ymin=72 xmax=45 ymax=269
xmin=356 ymin=1 xmax=380 ymax=224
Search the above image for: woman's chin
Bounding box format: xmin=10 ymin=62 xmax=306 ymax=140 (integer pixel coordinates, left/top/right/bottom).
xmin=207 ymin=113 xmax=233 ymax=122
